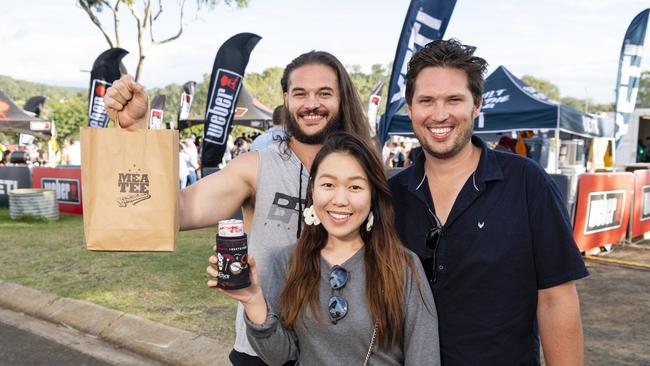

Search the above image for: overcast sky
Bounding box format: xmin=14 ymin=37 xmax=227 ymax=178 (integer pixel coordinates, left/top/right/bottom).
xmin=1 ymin=0 xmax=649 ymax=104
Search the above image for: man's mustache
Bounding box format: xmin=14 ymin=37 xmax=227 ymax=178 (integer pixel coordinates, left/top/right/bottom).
xmin=298 ymin=108 xmax=328 ymax=117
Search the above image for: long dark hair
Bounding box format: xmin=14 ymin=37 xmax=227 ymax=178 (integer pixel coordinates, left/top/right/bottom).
xmin=280 ymin=51 xmax=372 ymax=144
xmin=278 ymin=131 xmax=418 ymax=349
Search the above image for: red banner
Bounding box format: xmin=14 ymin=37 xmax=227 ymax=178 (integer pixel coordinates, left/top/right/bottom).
xmin=31 ymin=167 xmax=83 ymax=215
xmin=631 ymin=170 xmax=650 ymax=238
xmin=573 ymin=173 xmax=634 ymax=251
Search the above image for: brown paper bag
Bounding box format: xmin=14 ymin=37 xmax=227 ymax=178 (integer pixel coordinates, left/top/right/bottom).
xmin=80 ymin=126 xmax=179 ymax=251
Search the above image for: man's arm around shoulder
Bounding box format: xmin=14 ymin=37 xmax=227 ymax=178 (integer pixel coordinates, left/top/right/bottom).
xmin=537 ymin=281 xmax=584 ymax=366
xmin=179 ymin=151 xmax=258 ymax=230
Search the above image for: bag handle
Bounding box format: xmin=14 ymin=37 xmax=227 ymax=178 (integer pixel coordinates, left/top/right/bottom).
xmin=114 ymin=109 xmax=150 ymax=130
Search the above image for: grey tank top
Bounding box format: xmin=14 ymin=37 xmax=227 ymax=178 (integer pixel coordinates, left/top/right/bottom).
xmin=233 ymin=142 xmax=308 ymax=355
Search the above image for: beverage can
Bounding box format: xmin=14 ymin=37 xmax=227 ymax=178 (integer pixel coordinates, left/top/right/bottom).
xmin=215 ymin=219 xmax=251 ymax=289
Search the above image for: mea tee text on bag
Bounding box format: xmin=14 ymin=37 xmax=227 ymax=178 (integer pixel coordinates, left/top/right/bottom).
xmin=81 ymin=127 xmax=179 ymax=251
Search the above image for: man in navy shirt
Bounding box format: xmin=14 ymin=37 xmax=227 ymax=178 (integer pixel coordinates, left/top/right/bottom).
xmin=389 ymin=39 xmax=588 ymax=365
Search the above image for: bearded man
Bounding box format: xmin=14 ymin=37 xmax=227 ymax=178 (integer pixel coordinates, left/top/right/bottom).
xmin=104 ymin=51 xmax=371 ymax=366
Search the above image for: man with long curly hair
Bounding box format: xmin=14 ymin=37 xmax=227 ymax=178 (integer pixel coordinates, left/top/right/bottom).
xmin=104 ymin=51 xmax=372 ymax=366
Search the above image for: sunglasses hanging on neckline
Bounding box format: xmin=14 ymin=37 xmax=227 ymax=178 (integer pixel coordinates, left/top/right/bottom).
xmin=328 ymin=265 xmax=349 ymax=323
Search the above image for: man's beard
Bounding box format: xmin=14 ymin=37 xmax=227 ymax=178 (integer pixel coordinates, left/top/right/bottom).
xmin=285 ymin=107 xmax=342 ymax=144
xmin=415 ymin=123 xmax=473 ymax=160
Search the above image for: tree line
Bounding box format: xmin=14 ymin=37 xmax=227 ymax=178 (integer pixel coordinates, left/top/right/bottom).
xmin=1 ymin=68 xmax=649 ymax=145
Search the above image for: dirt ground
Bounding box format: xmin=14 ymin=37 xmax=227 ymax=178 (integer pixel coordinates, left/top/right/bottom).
xmin=578 ymin=242 xmax=650 ymax=365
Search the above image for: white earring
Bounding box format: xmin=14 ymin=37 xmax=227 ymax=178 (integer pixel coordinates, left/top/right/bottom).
xmin=303 ymin=205 xmax=321 ymax=226
xmin=366 ymin=211 xmax=374 ymax=232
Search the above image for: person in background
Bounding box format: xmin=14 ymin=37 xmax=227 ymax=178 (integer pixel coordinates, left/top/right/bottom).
xmin=60 ymin=139 xmax=71 ymax=165
xmin=184 ymin=138 xmax=200 ymax=185
xmin=0 ymin=150 xmax=10 ymax=166
xmin=406 ymin=145 xmax=422 ymax=167
xmin=0 ymin=141 xmax=9 ymax=166
xmin=390 ymin=142 xmax=406 ymax=168
xmin=250 ymin=106 xmax=286 ymax=151
xmin=67 ymin=140 xmax=81 ymax=166
xmin=234 ymin=135 xmax=250 ymax=157
xmin=221 ymin=135 xmax=235 ymax=168
xmin=389 ymin=39 xmax=587 ymax=365
xmin=212 ymin=132 xmax=440 ymax=365
xmin=494 ymin=135 xmax=515 ymax=153
xmin=179 ymin=142 xmax=191 ymax=189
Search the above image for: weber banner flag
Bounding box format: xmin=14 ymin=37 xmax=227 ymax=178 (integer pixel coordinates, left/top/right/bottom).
xmin=149 ymin=95 xmax=166 ymax=129
xmin=614 ymin=8 xmax=650 ymax=147
xmin=379 ymin=0 xmax=456 ymax=145
xmin=177 ymin=81 xmax=197 ymax=128
xmin=202 ymin=33 xmax=261 ymax=170
xmin=88 ymin=48 xmax=128 ymax=128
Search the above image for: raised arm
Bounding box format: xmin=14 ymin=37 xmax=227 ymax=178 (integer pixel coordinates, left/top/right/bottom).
xmin=179 ymin=151 xmax=258 ymax=230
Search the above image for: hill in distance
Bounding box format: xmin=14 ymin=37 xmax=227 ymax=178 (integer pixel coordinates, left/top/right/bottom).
xmin=0 ymin=75 xmax=86 ymax=105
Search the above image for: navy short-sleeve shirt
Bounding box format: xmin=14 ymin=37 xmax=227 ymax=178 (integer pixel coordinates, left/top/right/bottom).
xmin=388 ymin=136 xmax=588 ymax=366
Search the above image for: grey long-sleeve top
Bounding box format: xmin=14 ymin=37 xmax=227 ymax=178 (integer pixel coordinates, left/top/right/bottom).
xmin=245 ymin=245 xmax=441 ymax=366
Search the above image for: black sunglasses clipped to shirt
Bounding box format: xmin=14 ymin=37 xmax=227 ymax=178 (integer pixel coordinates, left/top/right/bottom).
xmin=425 ymin=215 xmax=443 ymax=283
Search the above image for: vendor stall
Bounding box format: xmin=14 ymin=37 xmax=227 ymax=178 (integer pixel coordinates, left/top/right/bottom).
xmin=473 ymin=66 xmax=613 ymax=139
xmin=0 ymin=89 xmax=54 ymax=138
xmin=381 ymin=66 xmax=614 ymax=150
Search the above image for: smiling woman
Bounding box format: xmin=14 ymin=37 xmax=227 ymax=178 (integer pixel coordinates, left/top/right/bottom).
xmin=215 ymin=131 xmax=441 ymax=366
xmin=311 ymin=151 xmax=372 ymax=245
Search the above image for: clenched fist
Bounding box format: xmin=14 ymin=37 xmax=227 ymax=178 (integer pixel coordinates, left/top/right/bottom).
xmin=104 ymin=74 xmax=149 ymax=129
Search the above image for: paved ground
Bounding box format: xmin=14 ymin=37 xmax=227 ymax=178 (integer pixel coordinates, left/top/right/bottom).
xmin=579 ymin=243 xmax=650 ymax=365
xmin=0 ymin=322 xmax=114 ymax=366
xmin=0 ymin=283 xmax=230 ymax=366
xmin=0 ymin=308 xmax=162 ymax=366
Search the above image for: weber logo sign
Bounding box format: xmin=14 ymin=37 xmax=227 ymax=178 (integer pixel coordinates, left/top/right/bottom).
xmin=116 ymin=165 xmax=151 ymax=207
xmin=584 ymin=190 xmax=626 ymax=234
xmin=88 ymin=79 xmax=111 ymax=128
xmin=42 ymin=178 xmax=80 ymax=204
xmin=204 ymin=69 xmax=242 ymax=145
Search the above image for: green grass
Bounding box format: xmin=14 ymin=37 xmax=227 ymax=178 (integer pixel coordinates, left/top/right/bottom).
xmin=0 ymin=208 xmax=237 ymax=343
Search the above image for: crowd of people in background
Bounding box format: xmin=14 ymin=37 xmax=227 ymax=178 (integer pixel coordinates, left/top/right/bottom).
xmin=179 ymin=137 xmax=200 ymax=189
xmin=379 ymin=131 xmax=546 ymax=171
xmin=0 ymin=139 xmax=80 ymax=167
xmin=2 ymin=131 xmax=525 ymax=179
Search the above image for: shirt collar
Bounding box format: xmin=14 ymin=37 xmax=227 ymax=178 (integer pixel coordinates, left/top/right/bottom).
xmin=472 ymin=135 xmax=504 ymax=188
xmin=405 ymin=135 xmax=504 ymax=193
